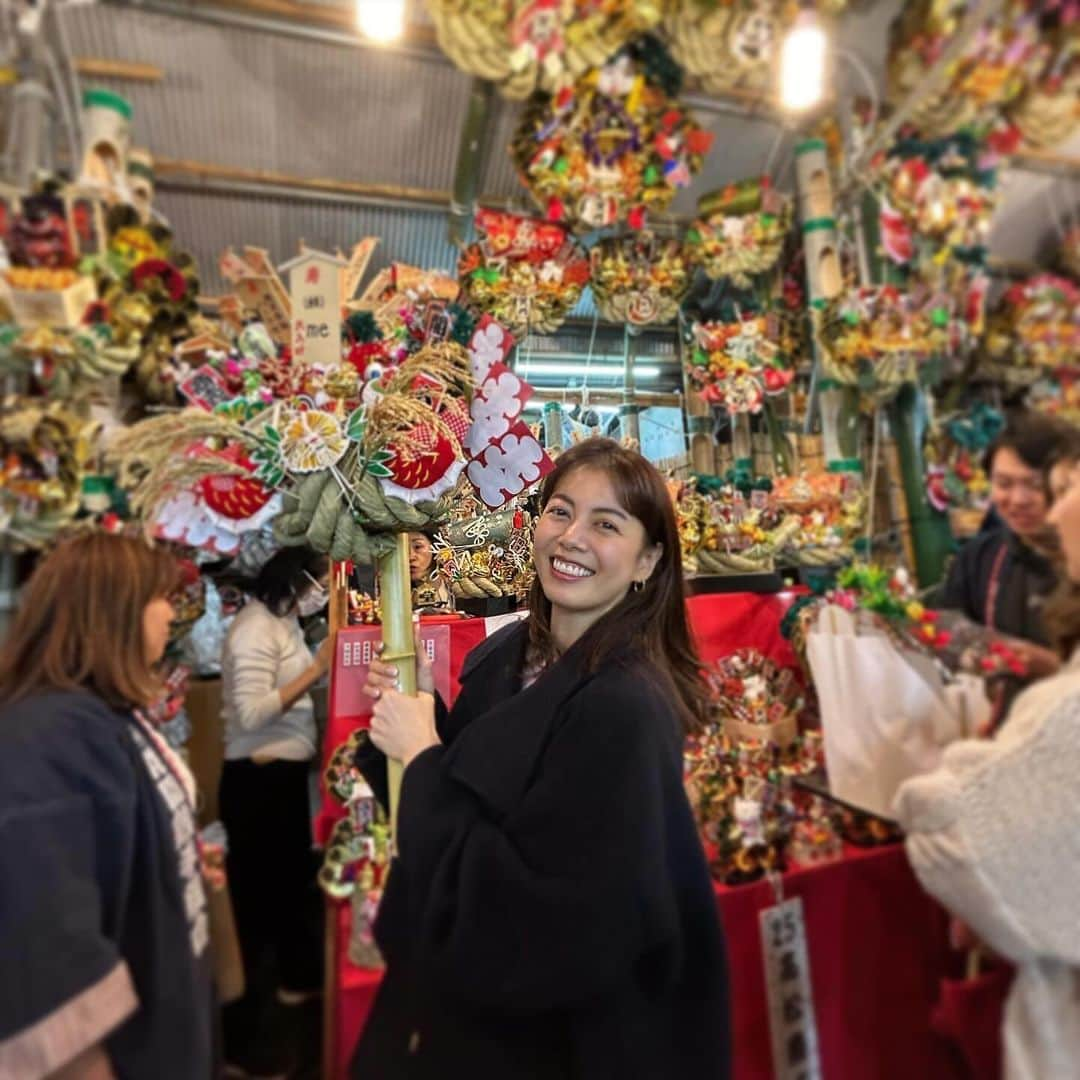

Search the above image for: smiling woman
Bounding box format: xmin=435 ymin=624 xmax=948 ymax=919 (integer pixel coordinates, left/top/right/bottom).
xmin=351 ymin=438 xmax=730 ymax=1079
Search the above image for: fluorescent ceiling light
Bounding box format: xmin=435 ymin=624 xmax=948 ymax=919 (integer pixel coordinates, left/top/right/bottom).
xmin=516 ymin=362 xmax=661 ymax=379
xmin=356 ymin=0 xmax=405 ymax=43
xmin=779 ymin=10 xmax=828 ymax=112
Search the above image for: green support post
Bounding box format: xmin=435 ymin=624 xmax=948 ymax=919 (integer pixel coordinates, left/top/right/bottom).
xmin=886 ymin=384 xmax=954 ymax=588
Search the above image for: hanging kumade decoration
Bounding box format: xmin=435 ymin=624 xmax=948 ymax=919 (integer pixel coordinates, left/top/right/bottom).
xmin=686 ymin=177 xmax=792 ymax=286
xmin=85 ymin=205 xmax=204 ymax=405
xmin=818 ymin=285 xmax=944 ymax=400
xmin=589 ymin=233 xmax=693 ymax=326
xmin=983 ymin=273 xmax=1080 ymax=377
xmin=426 ymin=0 xmax=665 ymax=102
xmin=875 ymin=135 xmax=999 ymax=266
xmin=0 ymin=400 xmax=95 ymax=550
xmin=108 ymin=311 xmax=555 ymax=563
xmin=511 ymin=40 xmax=713 ymax=231
xmin=1029 ymin=368 xmax=1080 ymax=427
xmin=685 ymin=314 xmax=794 ymax=412
xmin=887 ymin=0 xmax=1045 ymax=136
xmin=457 ymin=210 xmax=590 ymax=336
xmin=924 ymin=403 xmax=1002 ymax=537
xmin=664 ymin=0 xmax=847 ymax=97
xmin=1007 ymin=5 xmax=1080 ymax=148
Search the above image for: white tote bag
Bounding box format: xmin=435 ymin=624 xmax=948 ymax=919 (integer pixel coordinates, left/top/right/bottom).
xmin=806 ymin=606 xmax=988 ymax=818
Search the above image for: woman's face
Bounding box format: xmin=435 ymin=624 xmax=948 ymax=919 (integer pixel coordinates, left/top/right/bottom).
xmin=142 ymin=596 xmax=176 ymax=665
xmin=1047 ymin=460 xmax=1080 ymax=583
xmin=409 ymin=534 xmax=434 ymax=581
xmin=532 ymin=466 xmax=661 ymax=633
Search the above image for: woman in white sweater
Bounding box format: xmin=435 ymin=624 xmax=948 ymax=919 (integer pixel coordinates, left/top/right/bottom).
xmin=895 ymin=442 xmax=1080 ymax=1080
xmin=219 ymin=547 xmax=332 ymax=1077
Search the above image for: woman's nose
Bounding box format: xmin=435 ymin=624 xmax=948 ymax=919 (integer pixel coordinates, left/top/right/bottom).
xmin=558 ymin=518 xmax=586 ymax=546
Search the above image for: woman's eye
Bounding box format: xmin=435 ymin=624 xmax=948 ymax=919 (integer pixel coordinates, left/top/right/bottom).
xmin=548 ymin=506 xmax=569 ymax=518
xmin=596 ymin=520 xmax=618 ymax=532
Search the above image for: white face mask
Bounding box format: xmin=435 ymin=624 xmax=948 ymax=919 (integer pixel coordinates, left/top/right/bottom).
xmin=298 ymin=571 xmax=329 ymax=617
xmin=298 ymin=588 xmax=328 ymax=617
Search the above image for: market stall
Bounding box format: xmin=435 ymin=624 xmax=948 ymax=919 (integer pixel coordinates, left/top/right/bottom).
xmin=1 ymin=0 xmax=1078 ymax=1076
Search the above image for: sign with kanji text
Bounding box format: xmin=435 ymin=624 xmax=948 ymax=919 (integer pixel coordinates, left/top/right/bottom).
xmin=760 ymin=897 xmax=822 ymax=1080
xmin=280 ymin=248 xmax=346 ymax=371
xmin=330 ymin=624 xmax=451 ymax=729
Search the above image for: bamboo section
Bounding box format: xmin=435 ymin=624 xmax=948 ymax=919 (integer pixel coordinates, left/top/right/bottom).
xmin=796 ymin=433 xmax=825 ymax=475
xmin=377 ymin=534 xmax=416 ymax=839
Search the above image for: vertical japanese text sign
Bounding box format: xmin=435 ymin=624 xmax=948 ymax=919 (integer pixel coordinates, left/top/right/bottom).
xmin=280 ymin=248 xmax=347 ymax=372
xmin=760 ymin=896 xmax=822 ymax=1080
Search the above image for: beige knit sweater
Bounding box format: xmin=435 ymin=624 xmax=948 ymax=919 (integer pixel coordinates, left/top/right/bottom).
xmin=894 ymin=651 xmax=1080 ymax=1080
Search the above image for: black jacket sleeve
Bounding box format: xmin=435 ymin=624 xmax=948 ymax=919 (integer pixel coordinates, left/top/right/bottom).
xmin=394 ymin=671 xmax=688 ymax=1015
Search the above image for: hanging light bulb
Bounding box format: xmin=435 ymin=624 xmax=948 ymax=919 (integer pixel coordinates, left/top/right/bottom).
xmin=356 ymin=0 xmax=405 ymax=43
xmin=779 ymin=9 xmax=829 ymax=112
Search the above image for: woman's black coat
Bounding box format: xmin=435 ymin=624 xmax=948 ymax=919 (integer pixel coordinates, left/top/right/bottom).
xmin=352 ymin=620 xmax=731 ymax=1079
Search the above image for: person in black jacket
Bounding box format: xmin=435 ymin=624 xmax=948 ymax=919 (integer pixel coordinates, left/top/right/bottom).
xmin=351 ymin=437 xmax=730 ymax=1080
xmin=940 ymin=412 xmax=1080 ymax=722
xmin=0 ymin=533 xmax=215 ymax=1080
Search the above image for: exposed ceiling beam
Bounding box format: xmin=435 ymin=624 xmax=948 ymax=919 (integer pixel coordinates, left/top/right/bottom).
xmin=152 ymin=155 xmax=696 ymax=228
xmin=74 ymin=57 xmax=165 ymax=81
xmin=155 ymin=155 xmax=458 ymax=210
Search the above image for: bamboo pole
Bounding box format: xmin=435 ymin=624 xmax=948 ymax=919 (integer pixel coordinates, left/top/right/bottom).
xmin=377 ymin=534 xmax=415 ymax=838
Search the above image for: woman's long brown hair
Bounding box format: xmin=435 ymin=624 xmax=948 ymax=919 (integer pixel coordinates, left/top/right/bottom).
xmin=527 ymin=438 xmax=710 ymax=732
xmin=0 ymin=533 xmax=179 ymax=709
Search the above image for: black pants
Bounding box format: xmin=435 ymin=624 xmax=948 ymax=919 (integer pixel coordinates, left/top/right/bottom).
xmin=220 ymin=758 xmax=323 ymax=1065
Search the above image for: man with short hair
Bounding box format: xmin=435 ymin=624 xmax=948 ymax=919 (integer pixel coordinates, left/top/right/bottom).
xmin=941 ymin=411 xmax=1080 ymax=718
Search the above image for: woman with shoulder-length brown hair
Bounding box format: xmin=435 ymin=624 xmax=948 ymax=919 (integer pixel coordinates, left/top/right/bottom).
xmin=0 ymin=533 xmax=215 ymax=1080
xmin=896 ymin=440 xmax=1080 ymax=1079
xmin=350 ymin=438 xmax=730 ymax=1080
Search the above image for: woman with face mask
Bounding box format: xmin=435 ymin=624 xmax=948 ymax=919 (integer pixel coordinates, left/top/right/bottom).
xmin=896 ymin=441 xmax=1080 ymax=1080
xmin=350 ymin=439 xmax=730 ymax=1079
xmin=219 ymin=546 xmax=330 ymax=1077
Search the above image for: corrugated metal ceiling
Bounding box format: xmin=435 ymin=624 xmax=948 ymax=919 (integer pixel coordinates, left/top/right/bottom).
xmin=61 ymin=4 xmax=476 ymax=193
xmin=56 ymin=0 xmax=1079 ymax=320
xmin=156 ymin=182 xmax=460 ymax=290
